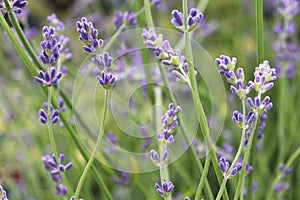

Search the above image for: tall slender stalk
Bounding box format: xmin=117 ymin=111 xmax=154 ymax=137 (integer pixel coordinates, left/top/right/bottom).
xmin=255 ymin=0 xmax=264 ymax=64
xmin=215 ymin=99 xmax=247 ymax=200
xmin=266 ymin=147 xmax=300 ymax=200
xmin=182 ymin=0 xmax=228 ymax=199
xmin=74 ymin=89 xmax=111 ymax=200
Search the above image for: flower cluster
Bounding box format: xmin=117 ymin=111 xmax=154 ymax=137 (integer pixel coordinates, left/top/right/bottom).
xmin=273 ymin=0 xmax=299 ymax=79
xmin=0 ymin=0 xmax=27 ymax=14
xmin=47 ymin=14 xmax=72 ymax=62
xmin=42 ymin=154 xmax=72 ymax=196
xmin=246 ymin=61 xmax=276 ymax=146
xmin=216 ymin=56 xmax=276 ymax=147
xmin=34 ymin=67 xmax=62 ymax=87
xmin=76 ymin=17 xmax=116 ymax=89
xmin=113 ymin=11 xmax=137 ymax=31
xmin=76 ymin=17 xmax=103 ymax=53
xmin=39 ymin=106 xmax=60 ymax=124
xmin=215 ymin=55 xmax=254 ymax=99
xmin=0 ymin=185 xmax=8 ymax=200
xmin=149 ymin=103 xmax=182 ymax=198
xmin=219 ymin=157 xmax=242 ymax=178
xmin=142 ymin=28 xmax=197 ymax=83
xmin=275 ymin=163 xmax=292 ymax=193
xmin=155 ymin=179 xmax=174 ymax=198
xmin=171 ymin=8 xmax=204 ymax=32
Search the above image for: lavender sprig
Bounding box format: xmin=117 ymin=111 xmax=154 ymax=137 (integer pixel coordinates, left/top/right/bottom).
xmin=42 ymin=153 xmax=72 ymax=196
xmin=273 ymin=0 xmax=299 ymax=79
xmin=150 ymin=103 xmax=181 ymax=199
xmin=113 ymin=11 xmax=137 ymax=31
xmin=155 ymin=179 xmax=174 ymax=198
xmin=142 ymin=28 xmax=197 ymax=83
xmin=171 ymin=8 xmax=203 ymax=32
xmin=76 ymin=17 xmax=103 ymax=53
xmin=0 ymin=0 xmax=27 ymax=14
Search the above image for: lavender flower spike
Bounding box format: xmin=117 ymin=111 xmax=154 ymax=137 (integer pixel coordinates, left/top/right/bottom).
xmin=39 ymin=26 xmax=61 ymax=65
xmin=113 ymin=11 xmax=137 ymax=31
xmin=39 ymin=107 xmax=60 ymax=124
xmin=155 ymin=179 xmax=174 ymax=198
xmin=96 ymin=71 xmax=116 ymax=89
xmin=0 ymin=0 xmax=28 ymax=14
xmin=171 ymin=8 xmax=204 ymax=32
xmin=34 ymin=67 xmax=62 ymax=87
xmin=76 ymin=17 xmax=103 ymax=53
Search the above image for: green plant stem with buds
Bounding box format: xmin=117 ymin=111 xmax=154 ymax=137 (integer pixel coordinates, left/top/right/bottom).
xmin=266 ymin=147 xmax=300 ymax=200
xmin=0 ymin=8 xmax=113 ymax=200
xmin=182 ymin=0 xmax=228 ymax=199
xmin=74 ymin=89 xmax=110 ymax=200
xmin=144 ymin=0 xmax=213 ymax=198
xmin=233 ymin=115 xmax=259 ymax=200
xmin=215 ymin=99 xmax=247 ymax=200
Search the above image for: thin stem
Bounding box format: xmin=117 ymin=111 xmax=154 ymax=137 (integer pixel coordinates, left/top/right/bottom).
xmin=74 ymin=89 xmax=110 ymax=200
xmin=266 ymin=147 xmax=300 ymax=200
xmin=194 ymin=151 xmax=211 ymax=200
xmin=215 ymin=99 xmax=247 ymax=200
xmin=278 ymin=77 xmax=287 ymax=164
xmin=182 ymin=0 xmax=228 ymax=199
xmin=255 ymin=0 xmax=264 ymax=64
xmin=233 ymin=117 xmax=259 ymax=200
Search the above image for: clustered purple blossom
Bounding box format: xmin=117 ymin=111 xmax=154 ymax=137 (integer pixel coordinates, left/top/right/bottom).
xmin=273 ymin=0 xmax=299 ymax=79
xmin=216 ymin=56 xmax=276 ymax=147
xmin=112 ymin=11 xmax=137 ymax=31
xmin=42 ymin=154 xmax=72 ymax=196
xmin=171 ymin=8 xmax=204 ymax=32
xmin=142 ymin=28 xmax=197 ymax=83
xmin=0 ymin=0 xmax=27 ymax=14
xmin=34 ymin=67 xmax=62 ymax=87
xmin=0 ymin=185 xmax=8 ymax=200
xmin=47 ymin=14 xmax=72 ymax=62
xmin=155 ymin=179 xmax=174 ymax=198
xmin=149 ymin=103 xmax=186 ymax=198
xmin=274 ymin=163 xmax=293 ymax=193
xmin=76 ymin=17 xmax=103 ymax=53
xmin=219 ymin=157 xmax=242 ymax=178
xmin=76 ymin=17 xmax=116 ymax=89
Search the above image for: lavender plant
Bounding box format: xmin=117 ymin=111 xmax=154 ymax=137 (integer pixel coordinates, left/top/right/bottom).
xmin=0 ymin=0 xmax=300 ymax=199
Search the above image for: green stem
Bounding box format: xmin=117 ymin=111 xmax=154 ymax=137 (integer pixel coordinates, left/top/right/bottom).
xmin=233 ymin=117 xmax=259 ymax=200
xmin=144 ymin=0 xmax=154 ymax=27
xmin=0 ymin=11 xmax=112 ymax=200
xmin=74 ymin=89 xmax=110 ymax=200
xmin=215 ymin=99 xmax=247 ymax=200
xmin=255 ymin=0 xmax=264 ymax=64
xmin=266 ymin=147 xmax=300 ymax=200
xmin=194 ymin=152 xmax=211 ymax=200
xmin=182 ymin=0 xmax=228 ymax=199
xmin=278 ymin=77 xmax=287 ymax=164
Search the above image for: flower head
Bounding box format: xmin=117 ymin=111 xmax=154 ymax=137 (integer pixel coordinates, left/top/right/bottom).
xmin=113 ymin=11 xmax=137 ymax=30
xmin=76 ymin=17 xmax=103 ymax=53
xmin=155 ymin=179 xmax=174 ymax=198
xmin=96 ymin=71 xmax=116 ymax=89
xmin=34 ymin=67 xmax=62 ymax=87
xmin=0 ymin=0 xmax=28 ymax=14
